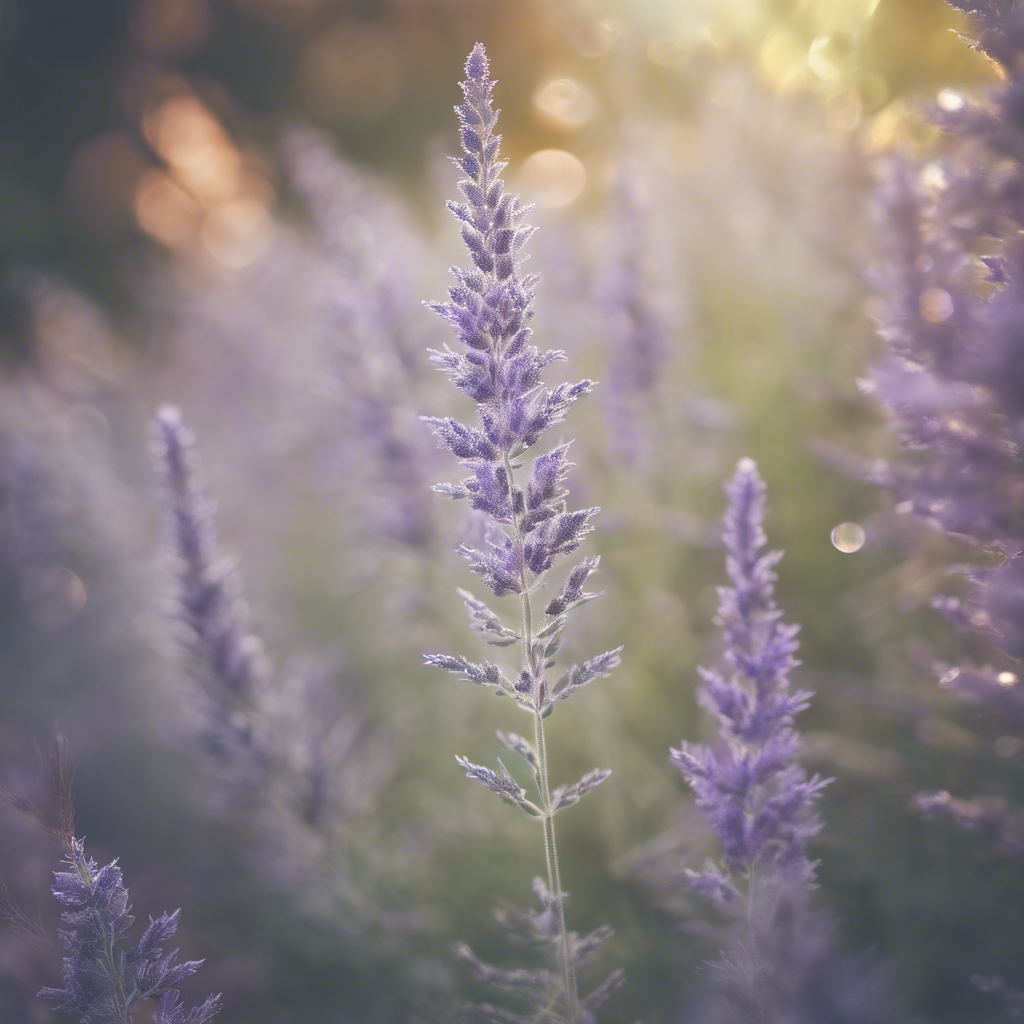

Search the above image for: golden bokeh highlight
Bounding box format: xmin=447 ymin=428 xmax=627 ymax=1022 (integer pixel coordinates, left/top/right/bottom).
xmin=864 ymin=99 xmax=912 ymax=152
xmin=995 ymin=735 xmax=1024 ymax=757
xmin=858 ymin=72 xmax=890 ymax=111
xmin=647 ymin=36 xmax=687 ymax=67
xmin=145 ymin=95 xmax=244 ymax=206
xmin=135 ymin=91 xmax=274 ymax=263
xmin=200 ymin=198 xmax=272 ymax=268
xmin=808 ymin=34 xmax=846 ymax=81
xmin=571 ymin=18 xmax=621 ymax=59
xmin=920 ymin=162 xmax=948 ymax=195
xmin=134 ymin=169 xmax=203 ymax=248
xmin=533 ymin=78 xmax=597 ymax=131
xmin=759 ymin=28 xmax=807 ymax=90
xmin=937 ymin=88 xmax=966 ymax=111
xmin=517 ymin=150 xmax=587 ymax=208
xmin=825 ymin=90 xmax=863 ymax=133
xmin=21 ymin=565 xmax=88 ymax=632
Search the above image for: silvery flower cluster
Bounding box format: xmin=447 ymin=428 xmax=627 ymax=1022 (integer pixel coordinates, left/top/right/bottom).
xmin=10 ymin=10 xmax=1024 ymax=1023
xmin=673 ymin=459 xmax=827 ymax=900
xmin=41 ymin=837 xmax=220 ymax=1024
xmin=424 ymin=45 xmax=621 ymax=1022
xmin=669 ymin=461 xmax=888 ymax=1024
xmin=867 ymin=0 xmax=1024 ymax=840
xmin=863 ymin=0 xmax=1024 ymax=1009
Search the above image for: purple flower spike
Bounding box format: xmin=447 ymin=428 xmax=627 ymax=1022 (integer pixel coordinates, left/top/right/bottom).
xmin=863 ymin=0 xmax=1024 ymax=681
xmin=863 ymin=1 xmax=1024 ymax=885
xmin=424 ymin=45 xmax=593 ymax=486
xmin=673 ymin=459 xmax=828 ymax=890
xmin=155 ymin=408 xmax=372 ymax=853
xmin=602 ymin=171 xmax=671 ymax=468
xmin=670 ymin=464 xmax=890 ymax=1022
xmin=424 ymin=44 xmax=613 ymax=718
xmin=155 ymin=405 xmax=267 ymax=706
xmin=153 ymin=405 xmax=273 ymax=789
xmin=40 ymin=837 xmax=221 ymax=1024
xmin=424 ymin=45 xmax=619 ymax=1023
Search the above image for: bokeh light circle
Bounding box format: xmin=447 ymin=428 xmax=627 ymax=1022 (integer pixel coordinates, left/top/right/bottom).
xmin=532 ymin=78 xmax=596 ymax=130
xmin=831 ymin=522 xmax=866 ymax=553
xmin=517 ymin=150 xmax=586 ymax=208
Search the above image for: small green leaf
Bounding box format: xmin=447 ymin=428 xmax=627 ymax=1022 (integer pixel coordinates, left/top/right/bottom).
xmin=497 ymin=730 xmax=538 ymax=769
xmin=534 ymin=615 xmax=566 ymax=640
xmin=552 ymin=768 xmax=612 ymax=810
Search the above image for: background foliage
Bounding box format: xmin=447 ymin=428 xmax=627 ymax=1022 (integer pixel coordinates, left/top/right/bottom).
xmin=0 ymin=1 xmax=1018 ymax=1022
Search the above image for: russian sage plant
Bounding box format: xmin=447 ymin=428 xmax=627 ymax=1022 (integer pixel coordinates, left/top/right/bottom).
xmin=673 ymin=460 xmax=826 ymax=897
xmin=601 ymin=166 xmax=671 ymax=470
xmin=155 ymin=404 xmax=272 ymax=792
xmin=24 ymin=743 xmax=221 ymax=1024
xmin=861 ymin=2 xmax=1024 ymax=1007
xmin=673 ymin=459 xmax=873 ymax=1022
xmin=155 ymin=405 xmax=375 ymax=870
xmin=865 ymin=0 xmax=1024 ymax=842
xmin=285 ymin=127 xmax=439 ymax=551
xmin=424 ymin=44 xmax=622 ymax=1023
xmin=40 ymin=837 xmax=221 ymax=1024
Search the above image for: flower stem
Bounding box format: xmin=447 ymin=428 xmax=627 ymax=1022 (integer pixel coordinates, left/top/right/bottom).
xmin=535 ymin=708 xmax=578 ymax=1022
xmin=504 ymin=450 xmax=578 ymax=1021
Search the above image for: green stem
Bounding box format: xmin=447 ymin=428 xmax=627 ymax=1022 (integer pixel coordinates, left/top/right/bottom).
xmin=504 ymin=450 xmax=578 ymax=1021
xmin=745 ymin=865 xmax=771 ymax=1024
xmin=535 ymin=709 xmax=578 ymax=1022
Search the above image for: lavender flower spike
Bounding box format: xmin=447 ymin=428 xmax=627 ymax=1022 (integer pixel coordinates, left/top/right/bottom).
xmin=671 ymin=461 xmax=863 ymax=1021
xmin=155 ymin=406 xmax=267 ymax=704
xmin=862 ymin=0 xmax=1024 ymax=904
xmin=39 ymin=836 xmax=221 ymax=1024
xmin=154 ymin=405 xmax=270 ymax=783
xmin=673 ymin=458 xmax=828 ymax=892
xmin=425 ymin=45 xmax=619 ymax=1023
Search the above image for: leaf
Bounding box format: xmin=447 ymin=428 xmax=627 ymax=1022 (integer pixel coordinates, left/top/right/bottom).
xmin=542 ymin=633 xmax=564 ymax=667
xmin=458 ymin=588 xmax=521 ymax=647
xmin=456 ymin=756 xmax=540 ymax=814
xmin=551 ymin=647 xmax=623 ymax=701
xmin=425 ymin=654 xmax=516 ymax=695
xmin=581 ymin=968 xmax=625 ymax=1013
xmin=556 ymin=595 xmax=598 ymax=615
xmin=552 ymin=768 xmax=612 ymax=810
xmin=496 ymin=730 xmax=537 ymax=770
xmin=533 ymin=615 xmax=566 ymax=640
xmin=571 ymin=923 xmax=614 ymax=966
xmin=454 ymin=942 xmax=553 ymax=996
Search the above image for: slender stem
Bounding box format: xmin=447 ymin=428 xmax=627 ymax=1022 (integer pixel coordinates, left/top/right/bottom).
xmin=745 ymin=864 xmax=771 ymax=1024
xmin=535 ymin=709 xmax=578 ymax=1022
xmin=522 ymin=583 xmax=533 ymax=665
xmin=502 ymin=451 xmax=533 ymax=682
xmin=503 ymin=450 xmax=578 ymax=1021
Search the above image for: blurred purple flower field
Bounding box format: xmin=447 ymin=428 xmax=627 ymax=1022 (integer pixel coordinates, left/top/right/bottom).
xmin=4 ymin=1 xmax=1024 ymax=1022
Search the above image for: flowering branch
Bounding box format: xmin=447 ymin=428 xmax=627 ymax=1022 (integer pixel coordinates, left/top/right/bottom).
xmin=424 ymin=44 xmax=621 ymax=1023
